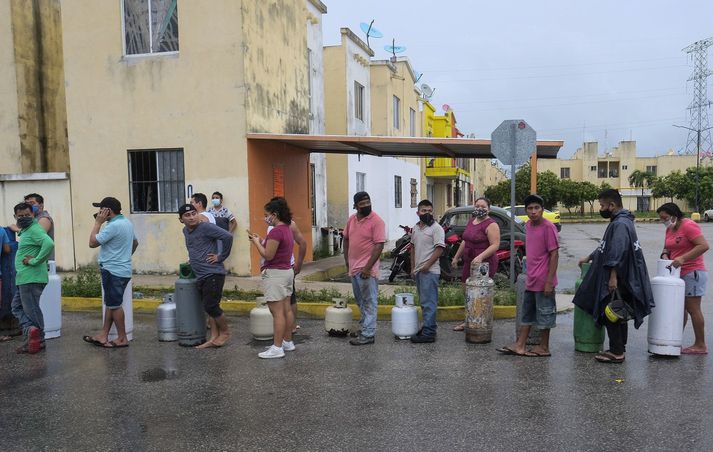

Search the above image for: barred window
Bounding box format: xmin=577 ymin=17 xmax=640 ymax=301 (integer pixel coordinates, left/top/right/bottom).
xmin=128 ymin=149 xmax=185 ymax=213
xmin=123 ymin=0 xmax=179 ymax=55
xmin=394 ymin=175 xmax=402 ymax=208
xmin=410 ymin=178 xmax=418 ymax=207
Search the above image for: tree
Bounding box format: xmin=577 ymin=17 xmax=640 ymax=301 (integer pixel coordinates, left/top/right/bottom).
xmin=580 ymin=181 xmax=600 ymax=215
xmin=535 ymin=171 xmax=561 ymax=210
xmin=651 ymin=174 xmax=676 ymax=202
xmin=558 ymin=179 xmax=582 ymax=215
xmin=628 ymin=170 xmax=655 ymax=201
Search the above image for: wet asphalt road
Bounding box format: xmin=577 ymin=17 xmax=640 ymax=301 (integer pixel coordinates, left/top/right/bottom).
xmin=2 ymin=222 xmax=713 ymax=451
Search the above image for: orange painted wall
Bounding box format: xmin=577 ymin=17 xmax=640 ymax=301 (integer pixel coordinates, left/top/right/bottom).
xmin=247 ymin=140 xmax=314 ymax=275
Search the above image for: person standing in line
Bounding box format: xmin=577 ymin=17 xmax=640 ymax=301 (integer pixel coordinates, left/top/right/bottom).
xmin=179 ymin=204 xmax=234 ymax=349
xmin=498 ymin=195 xmax=559 ymax=357
xmin=248 ymin=198 xmax=296 ymax=358
xmin=11 ymin=203 xmax=54 ymax=354
xmin=208 ymin=192 xmax=238 ymax=234
xmin=12 ymin=193 xmax=55 ymax=261
xmin=191 ymin=193 xmax=216 ymax=224
xmin=343 ymin=192 xmax=385 ymax=346
xmin=657 ymin=203 xmax=710 ymax=355
xmin=574 ymin=189 xmax=654 ymax=364
xmin=450 ymin=197 xmax=500 ymax=331
xmin=0 ymin=226 xmax=18 ymax=341
xmin=409 ymin=199 xmax=445 ymax=343
xmin=83 ymin=197 xmax=138 ymax=349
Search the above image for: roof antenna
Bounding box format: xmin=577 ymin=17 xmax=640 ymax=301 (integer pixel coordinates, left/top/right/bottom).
xmin=359 ymin=20 xmax=382 ymax=48
xmin=384 ymin=38 xmax=406 ymax=63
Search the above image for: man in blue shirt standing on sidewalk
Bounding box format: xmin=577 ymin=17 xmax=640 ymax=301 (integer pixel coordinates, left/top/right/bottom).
xmin=83 ymin=197 xmax=138 ymax=348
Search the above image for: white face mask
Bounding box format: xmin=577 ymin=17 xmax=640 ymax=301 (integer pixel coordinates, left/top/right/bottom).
xmin=211 ymin=199 xmax=221 ymax=207
xmin=663 ymin=218 xmax=676 ymax=229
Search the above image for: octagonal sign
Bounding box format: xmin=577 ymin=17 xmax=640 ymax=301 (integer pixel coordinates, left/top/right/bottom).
xmin=491 ymin=120 xmax=536 ymax=166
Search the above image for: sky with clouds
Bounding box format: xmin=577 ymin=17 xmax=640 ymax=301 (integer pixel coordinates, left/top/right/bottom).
xmin=321 ymin=0 xmax=713 ymax=159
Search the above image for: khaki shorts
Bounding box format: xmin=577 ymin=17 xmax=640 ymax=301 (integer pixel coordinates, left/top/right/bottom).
xmin=261 ymin=268 xmax=294 ymax=302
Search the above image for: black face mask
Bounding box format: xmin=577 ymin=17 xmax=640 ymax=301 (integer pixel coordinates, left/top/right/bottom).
xmin=419 ymin=213 xmax=434 ymax=226
xmin=17 ymin=217 xmax=33 ymax=229
xmin=358 ymin=206 xmax=372 ymax=217
xmin=599 ymin=209 xmax=612 ymax=219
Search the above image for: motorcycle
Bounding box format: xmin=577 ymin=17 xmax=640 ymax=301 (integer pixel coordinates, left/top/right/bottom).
xmin=388 ymin=225 xmax=413 ymax=282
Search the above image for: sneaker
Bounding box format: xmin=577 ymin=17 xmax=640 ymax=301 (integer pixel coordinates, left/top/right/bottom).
xmin=258 ymin=345 xmax=285 ymax=359
xmin=282 ymin=340 xmax=296 ymax=352
xmin=410 ymin=334 xmax=436 ymax=343
xmin=349 ymin=334 xmax=375 ymax=346
xmin=27 ymin=327 xmax=41 ymax=354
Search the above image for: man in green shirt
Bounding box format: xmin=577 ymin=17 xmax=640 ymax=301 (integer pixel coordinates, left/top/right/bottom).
xmin=11 ymin=202 xmax=54 ymax=354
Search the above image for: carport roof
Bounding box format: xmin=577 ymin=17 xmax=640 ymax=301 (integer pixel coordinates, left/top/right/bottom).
xmin=247 ymin=133 xmax=563 ymax=159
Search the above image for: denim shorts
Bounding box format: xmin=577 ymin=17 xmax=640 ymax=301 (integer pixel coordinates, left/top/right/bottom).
xmin=683 ymin=270 xmax=708 ymax=297
xmin=520 ymin=290 xmax=556 ymax=329
xmin=101 ymin=269 xmax=131 ymax=310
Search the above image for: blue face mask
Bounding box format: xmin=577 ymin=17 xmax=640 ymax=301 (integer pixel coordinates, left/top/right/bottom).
xmin=211 ymin=199 xmax=221 ymax=207
xmin=31 ymin=205 xmax=40 ymax=215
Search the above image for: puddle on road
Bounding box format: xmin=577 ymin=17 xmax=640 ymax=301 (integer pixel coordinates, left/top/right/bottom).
xmin=140 ymin=367 xmax=179 ymax=383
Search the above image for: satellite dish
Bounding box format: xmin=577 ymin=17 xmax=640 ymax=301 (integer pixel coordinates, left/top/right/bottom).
xmin=442 ymin=104 xmax=451 ymax=112
xmin=359 ymin=20 xmax=382 ymax=48
xmin=414 ymin=70 xmax=423 ymax=83
xmin=384 ymin=45 xmax=407 ymax=54
xmin=420 ymin=83 xmax=435 ymax=99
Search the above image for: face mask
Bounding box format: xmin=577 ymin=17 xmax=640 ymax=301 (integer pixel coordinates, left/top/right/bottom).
xmin=211 ymin=199 xmax=221 ymax=207
xmin=31 ymin=205 xmax=40 ymax=215
xmin=17 ymin=217 xmax=33 ymax=229
xmin=663 ymin=218 xmax=676 ymax=229
xmin=472 ymin=207 xmax=488 ymax=218
xmin=419 ymin=213 xmax=434 ymax=226
xmin=599 ymin=209 xmax=612 ymax=219
xmin=358 ymin=206 xmax=372 ymax=217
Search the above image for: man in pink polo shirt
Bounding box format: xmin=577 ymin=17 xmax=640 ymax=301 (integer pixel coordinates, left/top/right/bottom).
xmin=343 ymin=192 xmax=385 ymax=345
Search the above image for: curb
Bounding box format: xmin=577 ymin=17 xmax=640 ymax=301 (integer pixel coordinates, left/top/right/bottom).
xmin=300 ymin=265 xmax=348 ymax=282
xmin=61 ymin=297 xmax=517 ymax=321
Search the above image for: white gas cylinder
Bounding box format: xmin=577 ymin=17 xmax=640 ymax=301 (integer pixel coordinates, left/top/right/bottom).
xmin=325 ymin=297 xmax=353 ymax=337
xmin=39 ymin=261 xmax=62 ymax=339
xmin=250 ymin=297 xmax=273 ymax=341
xmin=102 ymin=279 xmax=134 ymax=341
xmin=392 ymin=292 xmax=418 ymax=339
xmin=648 ymin=259 xmax=685 ymax=356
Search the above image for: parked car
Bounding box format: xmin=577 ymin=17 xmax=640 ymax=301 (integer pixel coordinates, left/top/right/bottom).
xmin=705 ymin=208 xmax=713 ymax=222
xmin=504 ymin=205 xmax=562 ymax=231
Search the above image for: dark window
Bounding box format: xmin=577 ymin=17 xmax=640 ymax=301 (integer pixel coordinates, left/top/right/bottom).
xmin=309 ymin=163 xmax=316 ymax=226
xmin=354 ymin=82 xmax=364 ymax=121
xmin=561 ymin=168 xmax=570 ymax=179
xmin=513 ymin=207 xmax=526 ymax=216
xmin=410 ymin=178 xmax=418 ymax=208
xmin=128 ymin=149 xmax=185 ymax=213
xmin=646 ymin=165 xmax=657 ymax=176
xmin=393 ymin=96 xmax=401 ymax=130
xmin=123 ymin=0 xmax=179 ymax=56
xmin=394 ymin=175 xmax=402 ymax=208
xmin=637 ymin=196 xmax=651 ymax=212
xmin=590 ymin=166 xmax=597 ymax=171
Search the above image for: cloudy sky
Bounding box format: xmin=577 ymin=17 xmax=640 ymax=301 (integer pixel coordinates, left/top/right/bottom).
xmin=322 ymin=0 xmax=713 ymax=158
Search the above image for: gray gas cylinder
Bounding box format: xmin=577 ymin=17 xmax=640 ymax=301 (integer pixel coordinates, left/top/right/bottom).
xmin=156 ymin=293 xmax=178 ymax=342
xmin=174 ymin=277 xmax=206 ymax=346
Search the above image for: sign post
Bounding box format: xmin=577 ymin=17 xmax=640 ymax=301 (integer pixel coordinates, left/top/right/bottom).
xmin=491 ymin=120 xmax=536 ymax=284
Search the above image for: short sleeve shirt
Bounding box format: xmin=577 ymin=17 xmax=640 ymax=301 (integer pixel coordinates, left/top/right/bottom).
xmin=208 ymin=207 xmax=235 ymax=222
xmin=0 ymin=227 xmax=8 ymax=276
xmin=96 ymin=215 xmax=135 ymax=278
xmin=665 ymin=218 xmax=706 ymax=276
xmin=343 ymin=212 xmax=386 ymax=277
xmin=262 ymin=224 xmax=294 ymax=270
xmin=525 ymin=219 xmax=559 ymax=291
xmin=411 ymin=222 xmax=445 ymax=274
xmin=200 ymin=211 xmax=216 ymax=224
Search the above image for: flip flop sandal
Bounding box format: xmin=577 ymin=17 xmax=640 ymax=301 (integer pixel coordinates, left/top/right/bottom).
xmin=108 ymin=340 xmax=129 ymax=348
xmin=83 ymin=335 xmax=103 ymax=346
xmin=681 ymin=348 xmax=708 ymax=355
xmin=496 ymin=346 xmax=516 ymax=355
xmin=0 ymin=335 xmax=13 ymax=342
xmin=452 ymin=324 xmax=465 ymax=332
xmin=525 ymin=350 xmax=552 ymax=357
xmin=595 ymin=352 xmax=625 ymax=364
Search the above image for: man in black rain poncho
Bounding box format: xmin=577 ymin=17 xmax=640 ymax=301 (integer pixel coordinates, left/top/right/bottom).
xmin=574 ymin=189 xmax=654 ymax=364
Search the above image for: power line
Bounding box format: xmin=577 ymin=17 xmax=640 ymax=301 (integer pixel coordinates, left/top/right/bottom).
xmin=420 ymin=56 xmax=683 ymax=73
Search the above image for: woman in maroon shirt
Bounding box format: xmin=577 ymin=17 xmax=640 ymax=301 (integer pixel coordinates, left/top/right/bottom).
xmin=450 ymin=197 xmax=500 ymax=331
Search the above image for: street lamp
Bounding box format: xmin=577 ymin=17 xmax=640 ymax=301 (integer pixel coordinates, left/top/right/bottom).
xmin=673 ymin=124 xmax=713 ymax=212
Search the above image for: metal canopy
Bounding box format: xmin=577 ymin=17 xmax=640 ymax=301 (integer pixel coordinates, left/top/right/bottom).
xmin=247 ymin=133 xmax=563 ymax=159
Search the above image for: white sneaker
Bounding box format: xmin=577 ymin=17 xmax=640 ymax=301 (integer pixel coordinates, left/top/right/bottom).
xmin=282 ymin=340 xmax=295 ymax=352
xmin=258 ymin=345 xmax=285 ymax=359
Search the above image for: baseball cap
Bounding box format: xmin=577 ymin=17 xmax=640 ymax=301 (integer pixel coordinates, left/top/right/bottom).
xmin=92 ymin=197 xmax=121 ymax=213
xmin=178 ymin=203 xmax=197 ymax=217
xmin=353 ymin=191 xmax=370 ymax=205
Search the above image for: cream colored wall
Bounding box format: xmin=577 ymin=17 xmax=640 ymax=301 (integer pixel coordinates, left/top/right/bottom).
xmin=323 ymin=45 xmax=346 ymax=135
xmin=369 ymin=64 xmax=391 ymax=136
xmin=61 ymin=0 xmax=250 ymax=274
xmin=0 ymin=175 xmax=75 ymax=271
xmin=0 ymin=0 xmax=21 ymax=174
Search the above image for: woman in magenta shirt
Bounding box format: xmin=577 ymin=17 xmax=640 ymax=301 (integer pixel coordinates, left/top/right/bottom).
xmin=249 ymin=198 xmax=295 ymax=359
xmin=658 ymin=203 xmax=710 ymax=354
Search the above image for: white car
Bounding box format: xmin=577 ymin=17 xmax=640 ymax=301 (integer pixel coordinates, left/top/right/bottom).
xmin=704 ymin=209 xmax=713 ymax=222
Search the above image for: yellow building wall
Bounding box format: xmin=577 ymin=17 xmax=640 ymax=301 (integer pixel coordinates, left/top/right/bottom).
xmin=0 ymin=0 xmax=22 ymax=174
xmin=61 ymin=0 xmax=250 ymax=273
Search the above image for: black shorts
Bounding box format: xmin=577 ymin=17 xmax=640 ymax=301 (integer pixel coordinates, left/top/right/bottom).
xmin=197 ymin=274 xmax=225 ymax=318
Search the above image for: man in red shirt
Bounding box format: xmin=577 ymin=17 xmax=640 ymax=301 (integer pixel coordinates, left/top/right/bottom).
xmin=343 ymin=192 xmax=385 ymax=345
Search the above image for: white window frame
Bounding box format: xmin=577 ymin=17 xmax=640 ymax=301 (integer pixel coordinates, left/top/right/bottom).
xmin=354 ymin=82 xmax=364 ymax=122
xmin=121 ymin=0 xmax=180 ymax=58
xmin=393 ymin=95 xmax=401 ymax=130
xmin=356 ymin=172 xmax=366 ymax=192
xmin=409 ymin=108 xmax=416 ymax=137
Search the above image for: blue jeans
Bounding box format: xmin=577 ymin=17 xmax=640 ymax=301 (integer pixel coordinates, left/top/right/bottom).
xmin=11 ymin=283 xmax=46 ymax=341
xmin=415 ymin=271 xmax=439 ymax=336
xmin=351 ymin=275 xmax=378 ymax=338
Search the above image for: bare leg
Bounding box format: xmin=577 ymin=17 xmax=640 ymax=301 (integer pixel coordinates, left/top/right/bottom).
xmin=92 ymin=310 xmax=114 ymax=344
xmin=195 ymin=317 xmax=219 ymax=349
xmin=110 ymin=308 xmax=129 ymax=345
xmin=503 ymin=326 xmax=531 ymax=355
xmin=212 ymin=315 xmax=231 ymax=347
xmin=291 ymin=303 xmax=299 ymax=333
xmin=684 ymin=297 xmax=707 ymax=352
xmin=283 ymin=298 xmax=294 ymax=342
xmin=531 ymin=329 xmax=551 ymax=355
xmin=267 ymin=300 xmax=286 ymax=347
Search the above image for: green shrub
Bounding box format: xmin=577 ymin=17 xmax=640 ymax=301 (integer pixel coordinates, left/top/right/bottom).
xmin=62 ymin=265 xmax=102 ymax=297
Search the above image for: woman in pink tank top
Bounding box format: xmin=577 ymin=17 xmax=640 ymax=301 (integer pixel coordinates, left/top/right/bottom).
xmin=450 ymin=197 xmax=501 ymax=331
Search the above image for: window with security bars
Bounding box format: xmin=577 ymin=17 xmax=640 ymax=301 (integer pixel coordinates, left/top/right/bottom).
xmin=128 ymin=149 xmax=185 ymax=213
xmin=410 ymin=178 xmax=418 ymax=207
xmin=561 ymin=167 xmax=570 ymax=179
xmin=394 ymin=175 xmax=402 ymax=208
xmin=123 ymin=0 xmax=179 ymax=55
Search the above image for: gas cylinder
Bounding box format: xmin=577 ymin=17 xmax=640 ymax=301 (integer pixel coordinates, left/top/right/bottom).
xmin=325 ymin=297 xmax=353 ymax=337
xmin=39 ymin=260 xmax=62 ymax=339
xmin=573 ymin=262 xmax=605 ymax=352
xmin=156 ymin=293 xmax=178 ymax=342
xmin=102 ymin=278 xmax=134 ymax=341
xmin=515 ymin=258 xmax=540 ymax=345
xmin=250 ymin=296 xmax=274 ymax=341
xmin=174 ymin=271 xmax=206 ymax=347
xmin=391 ymin=292 xmax=418 ymax=339
xmin=465 ymin=262 xmax=495 ymax=344
xmin=648 ymin=259 xmax=685 ymax=356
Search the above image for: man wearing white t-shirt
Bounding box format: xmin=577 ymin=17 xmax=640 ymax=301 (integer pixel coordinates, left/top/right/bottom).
xmin=191 ymin=193 xmax=215 ymax=224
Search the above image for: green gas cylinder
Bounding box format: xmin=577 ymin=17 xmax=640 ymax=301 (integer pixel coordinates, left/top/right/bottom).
xmin=573 ymin=262 xmax=605 ymax=352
